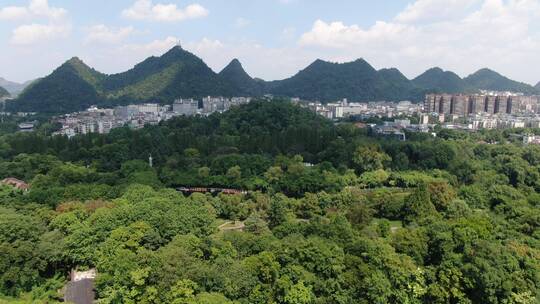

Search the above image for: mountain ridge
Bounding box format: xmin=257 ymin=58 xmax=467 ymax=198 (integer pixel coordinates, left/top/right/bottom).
xmin=463 ymin=68 xmax=537 ymax=94
xmin=412 ymin=67 xmax=466 ymax=94
xmin=6 ymin=47 xmax=540 ymax=113
xmin=219 ymin=58 xmax=263 ymax=96
xmin=12 ymin=58 xmax=104 ymax=113
xmin=0 ymin=77 xmax=33 ymax=96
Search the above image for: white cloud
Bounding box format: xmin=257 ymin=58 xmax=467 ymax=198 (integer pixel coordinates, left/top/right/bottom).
xmin=0 ymin=0 xmax=67 ymax=21
xmin=116 ymin=36 xmax=180 ymax=58
xmin=84 ymin=25 xmax=134 ymax=44
xmin=11 ymin=23 xmax=71 ymax=45
xmin=299 ymin=20 xmax=413 ymax=49
xmin=235 ymin=17 xmax=250 ymax=28
xmin=1 ymin=0 xmax=70 ymax=45
xmin=122 ymin=0 xmax=208 ymax=22
xmin=395 ymin=0 xmax=480 ymax=23
xmin=29 ymin=0 xmax=67 ymax=19
xmin=0 ymin=7 xmax=29 ymax=20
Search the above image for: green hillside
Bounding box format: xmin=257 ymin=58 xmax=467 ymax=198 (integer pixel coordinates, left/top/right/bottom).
xmin=412 ymin=67 xmax=466 ymax=94
xmin=378 ymin=68 xmax=423 ymax=101
xmin=8 ymin=58 xmax=105 ymax=113
xmin=268 ymin=59 xmax=393 ymax=102
xmin=104 ymin=46 xmax=235 ymax=102
xmin=219 ymin=58 xmax=263 ymax=96
xmin=464 ymin=68 xmax=538 ymax=94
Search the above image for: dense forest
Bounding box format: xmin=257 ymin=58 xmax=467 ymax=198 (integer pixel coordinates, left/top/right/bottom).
xmin=0 ymin=100 xmax=539 ymax=303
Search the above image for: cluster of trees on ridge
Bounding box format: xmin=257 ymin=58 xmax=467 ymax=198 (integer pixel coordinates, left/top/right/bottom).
xmin=0 ymin=100 xmax=538 ymax=303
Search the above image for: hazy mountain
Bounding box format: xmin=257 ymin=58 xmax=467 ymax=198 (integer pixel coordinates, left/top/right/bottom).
xmin=219 ymin=59 xmax=263 ymax=96
xmin=0 ymin=86 xmax=9 ymax=98
xmin=536 ymin=82 xmax=540 ymax=91
xmin=463 ymin=68 xmax=538 ymax=94
xmin=0 ymin=78 xmax=34 ymax=95
xmin=8 ymin=57 xmax=106 ymax=113
xmin=412 ymin=67 xmax=466 ymax=94
xmin=103 ymin=46 xmax=234 ymax=102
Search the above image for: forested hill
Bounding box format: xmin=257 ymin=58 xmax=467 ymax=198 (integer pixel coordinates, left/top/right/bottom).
xmin=8 ymin=47 xmax=235 ymax=113
xmin=412 ymin=67 xmax=466 ymax=93
xmin=103 ymin=46 xmax=234 ymax=102
xmin=267 ymin=59 xmax=423 ymax=102
xmin=463 ymin=68 xmax=538 ymax=94
xmin=6 ymin=46 xmax=540 ymax=113
xmin=0 ymin=100 xmax=539 ymax=303
xmin=10 ymin=57 xmax=105 ymax=113
xmin=219 ymin=58 xmax=264 ymax=96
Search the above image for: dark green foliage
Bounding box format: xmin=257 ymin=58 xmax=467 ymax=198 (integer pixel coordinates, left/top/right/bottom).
xmin=267 ymin=59 xmax=419 ymax=102
xmin=219 ymin=58 xmax=264 ymax=96
xmin=413 ymin=67 xmax=466 ymax=93
xmin=378 ymin=68 xmax=425 ymax=101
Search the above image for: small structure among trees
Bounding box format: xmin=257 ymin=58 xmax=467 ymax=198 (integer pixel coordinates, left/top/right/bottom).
xmin=1 ymin=177 xmax=30 ymax=191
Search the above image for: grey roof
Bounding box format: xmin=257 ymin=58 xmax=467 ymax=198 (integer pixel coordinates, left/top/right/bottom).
xmin=64 ymin=279 xmax=95 ymax=304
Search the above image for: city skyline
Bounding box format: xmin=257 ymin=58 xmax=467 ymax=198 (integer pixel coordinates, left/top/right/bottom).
xmin=1 ymin=0 xmax=540 ymax=85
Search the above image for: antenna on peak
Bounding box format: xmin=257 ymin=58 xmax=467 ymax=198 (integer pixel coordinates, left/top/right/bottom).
xmin=176 ymin=40 xmax=182 ymax=49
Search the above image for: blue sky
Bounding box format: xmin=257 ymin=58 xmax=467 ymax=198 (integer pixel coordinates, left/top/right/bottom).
xmin=1 ymin=0 xmax=540 ymax=85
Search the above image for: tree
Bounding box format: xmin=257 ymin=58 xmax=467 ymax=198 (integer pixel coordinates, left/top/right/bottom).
xmin=244 ymin=213 xmax=270 ymax=235
xmin=268 ymin=194 xmax=291 ymax=228
xmin=167 ymin=279 xmax=198 ymax=304
xmin=284 ymin=281 xmax=314 ymax=304
xmin=346 ymin=202 xmax=373 ymax=228
xmin=227 ymin=166 xmax=242 ymax=183
xmin=402 ymin=184 xmax=439 ymax=224
xmin=353 ymin=146 xmax=391 ymax=173
xmin=264 ymin=166 xmax=284 ymax=183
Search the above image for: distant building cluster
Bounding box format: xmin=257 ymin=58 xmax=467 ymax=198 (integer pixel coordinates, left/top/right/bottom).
xmin=300 ymin=99 xmax=423 ymax=120
xmin=523 ymin=134 xmax=540 ymax=145
xmin=424 ymin=93 xmax=540 ymax=130
xmin=439 ymin=114 xmax=540 ymax=131
xmin=370 ymin=119 xmax=432 ymax=141
xmin=424 ymin=93 xmax=540 ymax=116
xmin=53 ymin=96 xmax=252 ymax=137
